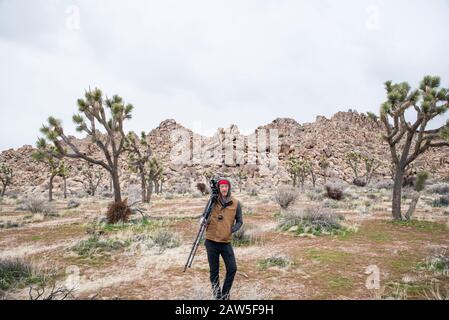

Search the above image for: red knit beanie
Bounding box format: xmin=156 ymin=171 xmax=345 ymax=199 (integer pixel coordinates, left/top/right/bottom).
xmin=218 ymin=179 xmax=230 ymax=187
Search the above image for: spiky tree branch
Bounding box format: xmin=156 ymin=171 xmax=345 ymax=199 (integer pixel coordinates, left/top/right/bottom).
xmin=37 ymin=88 xmax=133 ymax=203
xmin=0 ymin=163 xmax=13 ymax=197
xmin=124 ymin=131 xmax=152 ymax=203
xmin=379 ymin=75 xmax=449 ymax=220
xmin=32 ymin=140 xmax=62 ymax=201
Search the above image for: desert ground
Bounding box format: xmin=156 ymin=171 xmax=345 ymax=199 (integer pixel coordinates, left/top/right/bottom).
xmin=1 ymin=184 xmax=449 ymax=300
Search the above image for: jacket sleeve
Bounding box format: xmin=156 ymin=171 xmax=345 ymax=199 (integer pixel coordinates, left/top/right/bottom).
xmin=231 ymin=201 xmax=243 ymax=233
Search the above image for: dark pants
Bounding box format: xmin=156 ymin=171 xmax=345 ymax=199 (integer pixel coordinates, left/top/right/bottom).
xmin=204 ymin=239 xmax=237 ymax=300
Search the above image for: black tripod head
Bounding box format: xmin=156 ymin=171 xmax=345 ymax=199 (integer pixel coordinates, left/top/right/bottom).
xmin=210 ymin=178 xmax=219 ymax=197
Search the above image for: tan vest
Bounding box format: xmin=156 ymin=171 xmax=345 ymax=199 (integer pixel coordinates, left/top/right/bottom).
xmin=205 ymin=196 xmax=238 ymax=243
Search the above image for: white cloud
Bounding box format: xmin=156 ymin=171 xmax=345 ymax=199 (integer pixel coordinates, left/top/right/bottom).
xmin=1 ymin=0 xmax=449 ymax=150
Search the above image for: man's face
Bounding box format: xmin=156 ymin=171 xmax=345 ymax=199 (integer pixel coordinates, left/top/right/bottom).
xmin=219 ymin=183 xmax=229 ymax=197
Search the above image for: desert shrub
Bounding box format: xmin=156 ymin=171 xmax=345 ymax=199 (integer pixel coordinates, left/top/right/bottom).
xmin=151 ymin=229 xmax=180 ymax=254
xmin=164 ymin=192 xmax=174 ymax=200
xmin=325 ymin=183 xmax=344 ymax=200
xmin=418 ymin=254 xmax=449 ymax=276
xmin=106 ymin=199 xmax=132 ymax=224
xmin=427 ymin=183 xmax=449 ymax=195
xmin=101 ymin=191 xmax=113 ymax=198
xmin=232 ymin=225 xmax=257 ymax=247
xmin=242 ymin=204 xmax=255 ymax=216
xmin=192 ymin=191 xmax=202 ymax=198
xmin=306 ymin=189 xmax=325 ymax=202
xmin=372 ymin=180 xmax=393 ymax=189
xmin=424 ymin=282 xmax=449 ymax=300
xmin=67 ymin=199 xmax=80 ymax=209
xmin=15 ymin=197 xmax=53 ymax=215
xmin=0 ymin=258 xmax=47 ymax=293
xmin=196 ymin=183 xmax=207 ymax=195
xmin=247 ymin=187 xmax=258 ymax=197
xmin=274 ymin=186 xmax=298 ymax=210
xmin=0 ymin=221 xmax=21 ymax=229
xmin=353 ymin=177 xmax=367 ymax=187
xmin=90 ymin=217 xmax=167 ymax=235
xmin=322 ymin=199 xmax=341 ymax=209
xmin=72 ymin=235 xmax=130 ymax=257
xmin=258 ymin=255 xmax=291 ymax=270
xmin=175 ymin=184 xmax=190 ymax=194
xmin=278 ymin=207 xmax=345 ymax=236
xmin=432 ymin=195 xmax=449 ymax=207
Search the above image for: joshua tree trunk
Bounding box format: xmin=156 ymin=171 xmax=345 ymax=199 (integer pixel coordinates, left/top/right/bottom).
xmin=146 ymin=181 xmax=153 ymax=203
xmin=63 ymin=176 xmax=67 ymax=199
xmin=49 ymin=175 xmax=55 ymax=202
xmin=310 ymin=170 xmax=316 ymax=188
xmin=405 ymin=192 xmax=420 ymax=221
xmin=392 ymin=165 xmax=405 ymax=220
xmin=140 ymin=172 xmax=147 ymax=203
xmin=1 ymin=184 xmax=6 ymax=197
xmin=111 ymin=169 xmax=122 ymax=203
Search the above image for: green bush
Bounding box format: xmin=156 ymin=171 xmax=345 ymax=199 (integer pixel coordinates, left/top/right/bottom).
xmin=0 ymin=258 xmax=47 ymax=293
xmin=72 ymin=235 xmax=130 ymax=257
xmin=15 ymin=197 xmax=53 ymax=215
xmin=417 ymin=252 xmax=449 ymax=276
xmin=427 ymin=183 xmax=449 ymax=195
xmin=325 ymin=184 xmax=344 ymax=200
xmin=306 ymin=190 xmax=325 ymax=202
xmin=258 ymin=255 xmax=291 ymax=270
xmin=151 ymin=229 xmax=180 ymax=254
xmin=432 ymin=195 xmax=449 ymax=207
xmin=0 ymin=221 xmax=21 ymax=229
xmin=274 ymin=186 xmax=298 ymax=209
xmin=278 ymin=207 xmax=345 ymax=236
xmin=232 ymin=225 xmax=257 ymax=247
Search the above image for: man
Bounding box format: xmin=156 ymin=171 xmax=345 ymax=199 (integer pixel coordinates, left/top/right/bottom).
xmin=200 ymin=178 xmax=243 ymax=300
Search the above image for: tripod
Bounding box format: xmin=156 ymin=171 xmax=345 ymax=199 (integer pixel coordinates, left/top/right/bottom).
xmin=183 ymin=179 xmax=219 ymax=272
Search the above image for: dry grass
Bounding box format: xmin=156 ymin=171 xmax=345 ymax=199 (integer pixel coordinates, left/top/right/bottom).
xmin=1 ymin=186 xmax=449 ymax=300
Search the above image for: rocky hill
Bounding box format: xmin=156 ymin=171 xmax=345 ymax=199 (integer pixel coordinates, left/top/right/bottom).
xmin=1 ymin=110 xmax=448 ymax=198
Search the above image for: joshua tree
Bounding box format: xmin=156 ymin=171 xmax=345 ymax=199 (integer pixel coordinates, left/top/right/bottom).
xmin=379 ymin=75 xmax=449 ymax=220
xmin=57 ymin=161 xmax=70 ymax=199
xmin=345 ymin=151 xmax=381 ymax=187
xmin=288 ymin=156 xmax=313 ymax=190
xmin=32 ymin=142 xmax=61 ymax=201
xmin=232 ymin=168 xmax=247 ymax=192
xmin=318 ymin=156 xmax=330 ymax=185
xmin=154 ymin=166 xmax=164 ymax=194
xmin=159 ymin=173 xmax=166 ymax=194
xmin=288 ymin=156 xmax=300 ymax=188
xmin=74 ymin=163 xmax=105 ymax=196
xmin=124 ymin=131 xmax=152 ymax=203
xmin=404 ymin=171 xmax=429 ymax=221
xmin=37 ymin=88 xmax=133 ymax=204
xmin=203 ymin=169 xmax=213 ymax=184
xmin=366 ymin=112 xmax=379 ymax=122
xmin=0 ymin=163 xmax=13 ymax=197
xmin=146 ymin=157 xmax=163 ymax=203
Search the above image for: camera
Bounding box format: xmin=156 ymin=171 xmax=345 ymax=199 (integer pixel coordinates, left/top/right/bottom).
xmin=210 ymin=178 xmax=219 ymax=196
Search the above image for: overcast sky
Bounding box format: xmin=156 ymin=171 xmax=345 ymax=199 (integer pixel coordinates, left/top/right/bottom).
xmin=1 ymin=0 xmax=449 ymax=151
